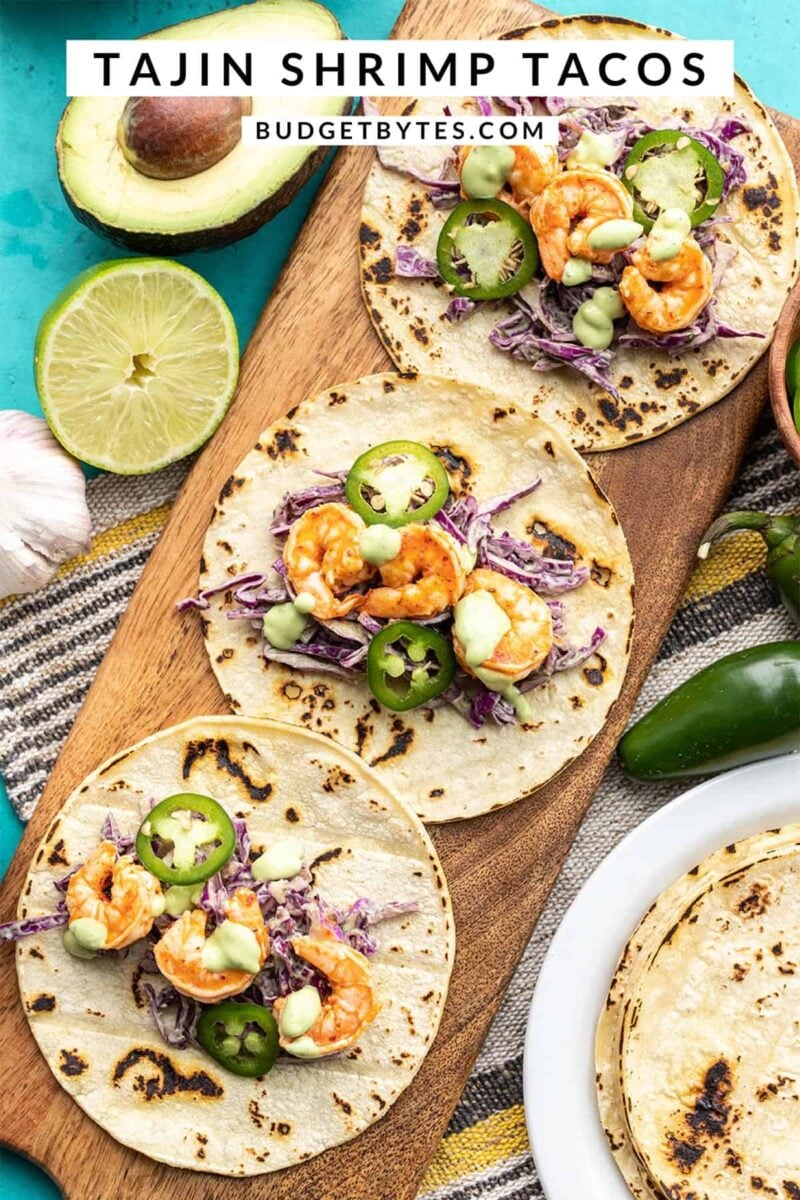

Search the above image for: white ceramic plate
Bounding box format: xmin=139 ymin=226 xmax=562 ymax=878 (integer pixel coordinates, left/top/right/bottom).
xmin=523 ymin=754 xmax=800 ymax=1198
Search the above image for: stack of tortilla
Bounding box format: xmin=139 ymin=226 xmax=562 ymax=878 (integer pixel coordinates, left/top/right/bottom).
xmin=596 ymin=825 xmax=800 ymax=1198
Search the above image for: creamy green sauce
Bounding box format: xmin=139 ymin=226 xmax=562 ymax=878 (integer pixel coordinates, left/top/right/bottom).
xmin=251 ymin=839 xmax=304 ymax=883
xmin=646 ymin=206 xmax=691 ymax=261
xmin=365 ymin=459 xmax=429 ymax=522
xmin=279 ymin=985 xmax=322 ymax=1039
xmin=151 ymin=891 xmax=166 ymax=918
xmin=282 ymin=1033 xmax=322 ymax=1059
xmin=163 ymin=882 xmax=203 ymax=917
xmin=562 ymin=256 xmax=593 ymax=287
xmin=63 ymin=929 xmax=97 ymax=960
xmin=472 ymin=666 xmax=533 ymax=720
xmin=566 ymin=130 xmax=616 ymax=171
xmin=68 ymin=916 xmax=107 ymax=952
xmin=63 ymin=917 xmax=107 ymax=959
xmin=153 ymin=809 xmax=220 ymax=873
xmin=587 ymin=219 xmax=644 ymax=252
xmin=573 ymin=300 xmax=613 ymax=350
xmin=461 ymin=145 xmax=515 ymax=198
xmin=454 ymin=591 xmax=510 ymax=668
xmin=592 ymin=286 xmax=625 ymax=321
xmin=293 ymin=591 xmax=316 ymax=614
xmin=263 ymin=599 xmax=310 ymax=649
xmin=359 ymin=523 xmax=402 ymax=566
xmin=200 ymin=920 xmax=261 ymax=974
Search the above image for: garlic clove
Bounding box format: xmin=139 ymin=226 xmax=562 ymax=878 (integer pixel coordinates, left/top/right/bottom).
xmin=0 ymin=410 xmax=92 ymax=599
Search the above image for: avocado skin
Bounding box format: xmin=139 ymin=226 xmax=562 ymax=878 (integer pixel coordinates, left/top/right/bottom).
xmin=57 ymin=135 xmax=337 ymax=256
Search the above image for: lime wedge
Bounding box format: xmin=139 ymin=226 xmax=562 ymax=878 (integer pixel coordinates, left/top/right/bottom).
xmin=35 ymin=258 xmax=239 ymax=474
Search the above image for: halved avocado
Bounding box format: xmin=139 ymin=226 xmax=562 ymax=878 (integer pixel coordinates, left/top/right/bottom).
xmin=56 ymin=0 xmax=349 ymax=254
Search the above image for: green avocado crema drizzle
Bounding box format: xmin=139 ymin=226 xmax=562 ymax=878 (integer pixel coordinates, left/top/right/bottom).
xmin=586 ymin=218 xmax=644 ymax=252
xmin=262 ymin=591 xmax=316 ymax=649
xmin=251 ymin=838 xmax=304 ymax=883
xmin=566 ymin=130 xmax=617 ymax=171
xmin=279 ymin=985 xmax=323 ymax=1040
xmin=64 ymin=916 xmax=107 ymax=959
xmin=454 ymin=592 xmax=532 ymax=721
xmin=646 ymin=206 xmax=692 ymax=261
xmin=164 ymin=882 xmax=204 ymax=917
xmin=143 ymin=810 xmax=218 ymax=873
xmin=461 ymin=145 xmax=515 ymax=199
xmin=562 ymin=256 xmax=593 ymax=287
xmin=573 ymin=287 xmax=626 ymax=351
xmin=359 ymin=523 xmax=402 ymax=566
xmin=200 ymin=920 xmax=262 ymax=974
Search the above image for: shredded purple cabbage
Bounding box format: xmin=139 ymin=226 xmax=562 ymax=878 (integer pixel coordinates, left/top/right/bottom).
xmin=0 ymin=909 xmax=69 ymax=942
xmin=395 ymin=244 xmax=439 ymax=279
xmin=100 ymin=812 xmax=135 ymax=855
xmin=490 ymin=295 xmax=620 ymax=399
xmin=445 ymin=296 xmax=477 ymax=322
xmin=143 ymin=982 xmax=199 ymax=1049
xmin=618 ymin=299 xmax=763 ymax=353
xmin=270 ymin=472 xmax=347 ymax=537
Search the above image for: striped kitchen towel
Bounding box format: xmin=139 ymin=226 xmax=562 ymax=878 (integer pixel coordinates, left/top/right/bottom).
xmin=0 ymin=415 xmax=796 ymax=1198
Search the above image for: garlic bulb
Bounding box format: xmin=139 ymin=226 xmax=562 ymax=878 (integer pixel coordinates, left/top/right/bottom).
xmin=0 ymin=411 xmax=92 ymax=599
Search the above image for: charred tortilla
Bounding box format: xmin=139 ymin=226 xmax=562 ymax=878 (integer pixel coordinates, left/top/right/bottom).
xmin=359 ymin=16 xmax=799 ymax=452
xmin=596 ymin=826 xmax=800 ymax=1198
xmin=17 ymin=716 xmax=454 ymax=1175
xmin=197 ymin=373 xmax=634 ymax=822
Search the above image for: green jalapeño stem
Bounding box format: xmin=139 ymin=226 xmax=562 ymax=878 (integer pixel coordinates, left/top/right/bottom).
xmin=196 ymin=1001 xmax=279 ymax=1077
xmin=699 ymin=511 xmax=800 ymax=628
xmin=367 ymin=622 xmax=456 ymax=712
xmin=135 ymin=793 xmax=236 ymax=886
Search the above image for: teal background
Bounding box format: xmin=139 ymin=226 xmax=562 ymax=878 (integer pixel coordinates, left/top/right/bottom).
xmin=0 ymin=0 xmax=796 ymax=1194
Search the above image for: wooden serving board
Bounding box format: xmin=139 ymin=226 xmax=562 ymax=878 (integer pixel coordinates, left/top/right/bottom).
xmin=1 ymin=1 xmax=798 ymax=1196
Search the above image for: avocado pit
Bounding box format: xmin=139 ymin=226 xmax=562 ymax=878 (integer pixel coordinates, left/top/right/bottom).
xmin=118 ymin=96 xmax=253 ymax=180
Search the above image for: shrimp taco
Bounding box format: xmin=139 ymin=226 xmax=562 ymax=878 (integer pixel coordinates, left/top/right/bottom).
xmin=359 ymin=16 xmax=799 ymax=452
xmin=5 ymin=716 xmax=453 ymax=1176
xmin=183 ymin=373 xmax=634 ymax=823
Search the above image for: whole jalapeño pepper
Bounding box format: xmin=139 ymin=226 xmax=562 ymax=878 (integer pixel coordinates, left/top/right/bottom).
xmin=698 ymin=511 xmax=800 ymax=627
xmin=619 ymin=642 xmax=800 ymax=780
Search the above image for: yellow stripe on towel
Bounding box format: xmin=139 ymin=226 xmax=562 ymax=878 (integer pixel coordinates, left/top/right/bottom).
xmin=420 ymin=1104 xmax=530 ymax=1193
xmin=0 ymin=503 xmax=171 ymax=610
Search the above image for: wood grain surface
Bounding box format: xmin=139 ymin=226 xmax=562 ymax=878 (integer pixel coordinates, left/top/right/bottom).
xmin=1 ymin=1 xmax=797 ymax=1196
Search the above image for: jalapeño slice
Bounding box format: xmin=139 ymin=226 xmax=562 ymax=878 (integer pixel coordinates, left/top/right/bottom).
xmin=135 ymin=793 xmax=236 ymax=886
xmin=367 ymin=622 xmax=456 ymax=712
xmin=196 ymin=1001 xmax=279 ymax=1077
xmin=622 ymin=130 xmax=726 ymax=231
xmin=436 ymin=198 xmax=538 ymax=300
xmin=346 ymin=440 xmax=449 ymax=528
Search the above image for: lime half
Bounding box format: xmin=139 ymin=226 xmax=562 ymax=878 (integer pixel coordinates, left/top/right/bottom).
xmin=35 ymin=258 xmax=239 ymax=474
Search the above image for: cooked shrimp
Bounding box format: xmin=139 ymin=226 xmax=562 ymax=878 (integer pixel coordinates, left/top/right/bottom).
xmin=453 ymin=568 xmax=553 ymax=684
xmin=154 ymin=888 xmax=268 ymax=1002
xmin=274 ymin=928 xmax=380 ymax=1057
xmin=530 ymin=169 xmax=634 ymax=281
xmin=283 ymin=502 xmax=375 ymax=619
xmin=66 ymin=840 xmax=162 ymax=950
xmin=619 ymin=237 xmax=713 ymax=333
xmin=456 ymin=144 xmax=560 ymax=210
xmin=362 ymin=523 xmax=467 ymax=619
